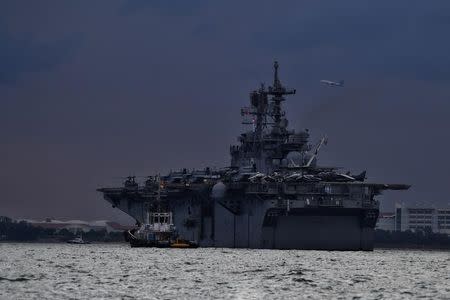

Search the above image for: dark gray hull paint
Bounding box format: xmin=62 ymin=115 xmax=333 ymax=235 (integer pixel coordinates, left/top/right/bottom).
xmin=103 ymin=194 xmax=376 ymax=250
xmin=211 ymin=202 xmax=375 ymax=250
xmin=265 ymin=216 xmax=373 ymax=250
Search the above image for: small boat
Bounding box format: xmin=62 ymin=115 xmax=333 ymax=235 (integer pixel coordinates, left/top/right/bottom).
xmin=67 ymin=233 xmax=90 ymax=244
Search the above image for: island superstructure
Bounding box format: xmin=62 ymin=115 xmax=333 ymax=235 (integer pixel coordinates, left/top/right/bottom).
xmin=98 ymin=62 xmax=409 ymax=250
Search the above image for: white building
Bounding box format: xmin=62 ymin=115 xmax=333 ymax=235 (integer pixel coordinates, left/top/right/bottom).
xmin=398 ymin=207 xmax=435 ymax=232
xmin=376 ymin=204 xmax=450 ymax=235
xmin=437 ymin=209 xmax=450 ymax=234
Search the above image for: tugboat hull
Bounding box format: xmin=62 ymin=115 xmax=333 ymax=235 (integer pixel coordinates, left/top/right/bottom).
xmin=126 ymin=230 xmax=198 ymax=248
xmin=126 ymin=230 xmax=171 ymax=248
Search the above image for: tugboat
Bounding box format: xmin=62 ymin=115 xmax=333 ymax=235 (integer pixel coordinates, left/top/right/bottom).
xmin=125 ymin=176 xmax=198 ymax=248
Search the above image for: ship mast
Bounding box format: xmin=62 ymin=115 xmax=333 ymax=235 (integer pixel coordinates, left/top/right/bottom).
xmin=236 ymin=61 xmax=297 ymax=173
xmin=266 ymin=61 xmax=296 ymax=135
xmin=244 ymin=62 xmax=296 ymax=137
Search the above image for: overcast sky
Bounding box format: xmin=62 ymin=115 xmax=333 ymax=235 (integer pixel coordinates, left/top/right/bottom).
xmin=1 ymin=1 xmax=450 ymax=223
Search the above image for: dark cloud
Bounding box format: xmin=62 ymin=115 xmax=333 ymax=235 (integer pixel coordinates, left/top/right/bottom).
xmin=296 ymin=81 xmax=450 ymax=210
xmin=118 ymin=0 xmax=206 ymax=16
xmin=1 ymin=0 xmax=450 ymax=223
xmin=0 ymin=27 xmax=82 ymax=85
xmin=254 ymin=0 xmax=450 ymax=81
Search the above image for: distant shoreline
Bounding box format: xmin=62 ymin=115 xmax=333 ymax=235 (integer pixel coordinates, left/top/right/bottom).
xmin=1 ymin=240 xmax=449 ymax=251
xmin=2 ymin=218 xmax=450 ymax=250
xmin=0 ymin=240 xmax=127 ymax=245
xmin=374 ymin=244 xmax=450 ymax=251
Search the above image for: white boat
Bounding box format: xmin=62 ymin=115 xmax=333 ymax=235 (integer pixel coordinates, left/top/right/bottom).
xmin=67 ymin=233 xmax=90 ymax=244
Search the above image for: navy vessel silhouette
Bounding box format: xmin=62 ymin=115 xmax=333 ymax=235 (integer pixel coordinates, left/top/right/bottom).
xmin=98 ymin=62 xmax=409 ymax=250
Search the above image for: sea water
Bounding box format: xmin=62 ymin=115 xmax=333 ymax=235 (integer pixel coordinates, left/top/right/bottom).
xmin=0 ymin=243 xmax=449 ymax=299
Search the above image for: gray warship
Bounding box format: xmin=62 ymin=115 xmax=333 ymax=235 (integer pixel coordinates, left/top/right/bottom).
xmin=98 ymin=62 xmax=410 ymax=250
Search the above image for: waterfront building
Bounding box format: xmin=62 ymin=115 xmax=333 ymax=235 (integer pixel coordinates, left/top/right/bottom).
xmin=437 ymin=208 xmax=450 ymax=234
xmin=377 ymin=204 xmax=450 ymax=235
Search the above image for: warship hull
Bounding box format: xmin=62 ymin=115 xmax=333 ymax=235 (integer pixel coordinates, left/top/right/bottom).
xmin=211 ymin=205 xmax=376 ymax=251
xmin=103 ymin=193 xmax=378 ymax=250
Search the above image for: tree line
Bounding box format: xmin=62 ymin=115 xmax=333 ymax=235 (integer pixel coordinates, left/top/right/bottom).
xmin=0 ymin=216 xmax=124 ymax=242
xmin=2 ymin=216 xmax=449 ymax=247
